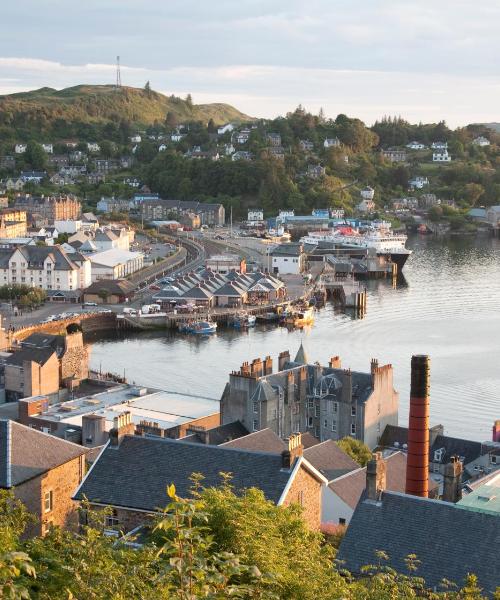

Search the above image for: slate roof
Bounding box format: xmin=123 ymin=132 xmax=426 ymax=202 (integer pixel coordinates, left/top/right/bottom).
xmin=221 ymin=429 xmax=287 ymax=453
xmin=0 ymin=420 xmax=87 ymax=488
xmin=75 ymin=436 xmax=297 ymax=510
xmin=184 ymin=421 xmax=250 ymax=446
xmin=21 ymin=333 xmax=64 ymax=353
xmin=84 ymin=279 xmax=134 ymax=296
xmin=379 ymin=425 xmax=484 ymax=466
xmin=304 ymin=440 xmax=358 ymax=481
xmin=270 ymin=243 xmax=303 ymax=257
xmin=6 ymin=346 xmax=55 ymax=367
xmin=337 ymin=491 xmax=500 ymax=596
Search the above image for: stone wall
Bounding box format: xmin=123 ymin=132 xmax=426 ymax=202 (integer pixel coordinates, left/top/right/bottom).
xmin=282 ymin=464 xmax=322 ymax=531
xmin=15 ymin=454 xmax=86 ymax=537
xmin=60 ymin=331 xmax=89 ymax=383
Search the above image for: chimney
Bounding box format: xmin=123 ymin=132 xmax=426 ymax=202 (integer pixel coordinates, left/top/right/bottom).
xmin=442 ymin=456 xmax=463 ymax=503
xmin=405 ymin=355 xmax=430 ymax=498
xmin=109 ymin=411 xmax=135 ymax=447
xmin=366 ymin=452 xmax=386 ymax=501
xmin=329 ymin=356 xmax=341 ymax=369
xmin=264 ymin=355 xmax=273 ymax=375
xmin=493 ymin=420 xmax=500 ymax=443
xmin=251 ymin=357 xmax=263 ymax=378
xmin=281 ymin=433 xmax=303 ymax=469
xmin=370 ymin=358 xmax=379 ymax=375
xmin=278 ymin=350 xmax=290 ymax=371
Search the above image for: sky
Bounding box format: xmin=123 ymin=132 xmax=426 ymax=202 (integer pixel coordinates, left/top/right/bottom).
xmin=1 ymin=0 xmax=499 ymax=126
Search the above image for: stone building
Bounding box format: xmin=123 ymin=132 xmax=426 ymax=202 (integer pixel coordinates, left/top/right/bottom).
xmin=220 ymin=345 xmax=399 ymax=449
xmin=13 ymin=194 xmax=81 ymax=226
xmin=0 ymin=419 xmax=88 ymax=536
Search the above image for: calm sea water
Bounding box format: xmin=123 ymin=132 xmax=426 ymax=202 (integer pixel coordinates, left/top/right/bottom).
xmin=88 ymin=234 xmax=500 ymax=442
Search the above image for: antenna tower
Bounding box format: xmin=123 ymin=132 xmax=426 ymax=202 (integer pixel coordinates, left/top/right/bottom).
xmin=116 ymin=56 xmax=122 ymax=88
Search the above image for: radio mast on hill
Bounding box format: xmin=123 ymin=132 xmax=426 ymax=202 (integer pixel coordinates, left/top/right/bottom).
xmin=116 ymin=56 xmax=122 ymax=88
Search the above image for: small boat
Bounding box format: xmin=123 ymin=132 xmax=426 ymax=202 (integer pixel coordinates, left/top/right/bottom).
xmin=179 ymin=320 xmax=217 ymax=335
xmin=284 ymin=305 xmax=315 ymax=328
xmin=233 ymin=312 xmax=256 ymax=328
xmin=256 ymin=311 xmax=280 ymax=323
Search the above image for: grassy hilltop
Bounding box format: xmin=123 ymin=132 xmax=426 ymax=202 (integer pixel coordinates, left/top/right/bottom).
xmin=0 ymin=84 xmax=251 ymax=136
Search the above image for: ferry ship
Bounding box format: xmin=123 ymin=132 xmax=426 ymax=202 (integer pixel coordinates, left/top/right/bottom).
xmin=300 ymin=222 xmax=411 ymax=270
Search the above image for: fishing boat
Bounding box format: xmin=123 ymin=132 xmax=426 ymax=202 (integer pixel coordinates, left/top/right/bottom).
xmin=284 ymin=305 xmax=315 ymax=328
xmin=255 ymin=311 xmax=280 ymax=323
xmin=179 ymin=320 xmax=217 ymax=335
xmin=233 ymin=312 xmax=256 ymax=328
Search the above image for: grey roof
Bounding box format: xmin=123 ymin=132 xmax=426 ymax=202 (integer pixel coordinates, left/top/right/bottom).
xmin=337 ymin=491 xmax=500 ymax=596
xmin=21 ymin=333 xmax=65 ymax=354
xmin=303 ymin=440 xmax=358 ymax=481
xmin=75 ymin=436 xmax=296 ymax=510
xmin=6 ymin=346 xmax=55 ymax=367
xmin=270 ymin=243 xmax=303 ymax=257
xmin=221 ymin=429 xmax=287 ymax=453
xmin=294 ymin=342 xmax=309 ymax=365
xmin=380 ymin=425 xmax=484 ymax=466
xmin=185 ymin=421 xmax=249 ymax=446
xmin=13 ymin=245 xmax=79 ymax=271
xmin=0 ymin=420 xmax=87 ymax=488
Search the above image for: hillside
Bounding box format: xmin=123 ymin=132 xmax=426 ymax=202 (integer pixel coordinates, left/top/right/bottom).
xmin=481 ymin=122 xmax=500 ymax=133
xmin=0 ymin=84 xmax=251 ymax=135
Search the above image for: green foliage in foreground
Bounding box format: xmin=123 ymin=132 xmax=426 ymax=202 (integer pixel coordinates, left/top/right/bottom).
xmin=0 ymin=485 xmax=497 ymax=599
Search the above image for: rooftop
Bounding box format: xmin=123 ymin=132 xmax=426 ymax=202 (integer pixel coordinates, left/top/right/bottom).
xmin=24 ymin=384 xmax=219 ymax=431
xmin=458 ymin=471 xmax=500 ymax=515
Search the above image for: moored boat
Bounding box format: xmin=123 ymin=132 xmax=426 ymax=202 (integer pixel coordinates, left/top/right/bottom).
xmin=179 ymin=320 xmax=217 ymax=335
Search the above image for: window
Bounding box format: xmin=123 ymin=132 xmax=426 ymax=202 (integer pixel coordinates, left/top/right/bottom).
xmin=351 ymin=405 xmax=356 ymax=417
xmin=307 ymin=398 xmax=313 ymax=409
xmin=350 ymin=423 xmax=356 ymax=435
xmin=297 ymin=490 xmax=304 ymax=506
xmin=307 ymin=416 xmax=313 ymax=428
xmin=331 ymin=420 xmax=337 ymax=432
xmin=252 ymin=419 xmax=258 ymax=432
xmin=339 ymin=518 xmax=346 ymax=526
xmin=323 ymin=419 xmax=328 ymax=428
xmin=252 ymin=401 xmax=258 ymax=413
xmin=314 ymin=405 xmax=319 ymax=417
xmin=44 ymin=490 xmax=53 ymax=513
xmin=333 ymin=402 xmax=338 ymax=413
xmin=105 ymin=509 xmax=120 ymax=528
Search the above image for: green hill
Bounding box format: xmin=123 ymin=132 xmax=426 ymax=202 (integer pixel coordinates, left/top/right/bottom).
xmin=0 ymin=84 xmax=252 ymax=137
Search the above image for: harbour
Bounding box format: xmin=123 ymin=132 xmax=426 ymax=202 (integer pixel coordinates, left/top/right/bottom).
xmin=88 ymin=233 xmax=500 ymax=442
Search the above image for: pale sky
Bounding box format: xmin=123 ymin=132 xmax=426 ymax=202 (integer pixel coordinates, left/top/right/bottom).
xmin=1 ymin=1 xmax=499 ymax=126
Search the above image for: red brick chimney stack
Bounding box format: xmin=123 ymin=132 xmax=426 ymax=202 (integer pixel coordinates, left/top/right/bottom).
xmin=281 ymin=433 xmax=303 ymax=469
xmin=405 ymin=355 xmax=430 ymax=498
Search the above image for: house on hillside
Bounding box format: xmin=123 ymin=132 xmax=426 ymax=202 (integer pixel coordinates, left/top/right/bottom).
xmin=433 ymin=150 xmax=451 ymax=162
xmin=472 ymin=136 xmax=490 ymax=147
xmin=406 ymin=141 xmax=426 ymax=150
xmin=381 ymin=149 xmax=406 ymax=163
xmin=324 ymin=138 xmax=340 ymax=148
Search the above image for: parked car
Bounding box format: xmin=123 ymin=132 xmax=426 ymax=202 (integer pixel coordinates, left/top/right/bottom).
xmin=84 ymin=301 xmax=98 ymax=307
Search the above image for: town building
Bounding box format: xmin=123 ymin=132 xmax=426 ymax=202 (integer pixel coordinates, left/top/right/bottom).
xmin=381 ymin=149 xmax=406 ymax=162
xmin=235 ymin=129 xmax=250 ymax=144
xmin=0 ymin=209 xmax=27 ymax=238
xmin=472 ymin=136 xmax=490 ymax=147
xmin=300 ymin=140 xmax=314 ymax=152
xmin=0 ymin=245 xmax=90 ymax=292
xmin=205 ymin=254 xmax=246 ymax=274
xmin=324 ymin=138 xmax=340 ymax=148
xmin=140 ymin=199 xmax=225 ymax=227
xmin=221 ymin=348 xmax=399 ymax=449
xmin=433 ymin=150 xmax=451 ymax=162
xmin=307 ymin=164 xmax=326 ymax=179
xmin=86 ymin=142 xmax=100 ymax=153
xmin=97 ymin=197 xmax=134 ymax=213
xmin=88 ymin=248 xmax=144 ymax=281
xmin=246 ymin=208 xmax=264 ymax=226
xmin=266 ymin=146 xmax=285 ymax=160
xmin=18 ymin=383 xmax=220 ymax=444
xmin=217 ymin=123 xmax=234 ymax=135
xmin=0 ymin=420 xmax=88 ymax=536
xmin=486 ymin=205 xmax=500 ymax=228
xmin=337 ymin=453 xmax=500 ymax=595
xmin=14 ymin=144 xmax=27 ymax=154
xmin=408 ymin=175 xmax=429 ymax=190
xmin=74 ymin=428 xmax=326 ymax=532
xmin=83 ymin=279 xmax=134 ymax=304
xmin=406 ymin=141 xmax=426 ymax=150
xmin=20 ymin=171 xmax=47 ymax=183
xmin=13 ymin=195 xmax=81 ymax=225
xmin=4 ymin=347 xmax=60 ymax=401
xmin=269 ymin=242 xmax=305 ymax=274
xmin=153 ymin=269 xmax=285 ymax=308
xmin=93 ymin=228 xmax=131 ymax=251
xmin=232 ymin=150 xmax=252 ymax=161
xmin=431 ymin=141 xmax=448 ymax=150
xmin=267 ymin=133 xmax=282 ymax=146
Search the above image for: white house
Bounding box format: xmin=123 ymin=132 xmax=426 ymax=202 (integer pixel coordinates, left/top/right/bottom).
xmin=324 ymin=138 xmax=340 ymax=148
xmin=170 ymin=133 xmax=185 ymax=142
xmin=357 ymin=198 xmax=375 ymax=213
xmin=433 ymin=151 xmax=451 ymax=162
xmin=158 ymin=144 xmax=167 ymax=152
xmin=93 ymin=229 xmax=130 ymax=252
xmin=0 ymin=245 xmax=89 ymax=292
xmin=431 ymin=141 xmax=448 ymax=150
xmin=247 ymin=209 xmax=264 ymax=225
xmin=87 ymin=142 xmax=101 ymax=153
xmin=54 ymin=220 xmax=83 ymax=234
xmin=409 ymin=176 xmax=429 ymax=189
xmin=42 ymin=144 xmax=54 ymax=154
xmin=473 ymin=136 xmax=490 ymax=147
xmin=130 ymin=135 xmax=142 ymax=143
xmin=235 ymin=130 xmax=250 ymax=144
xmin=217 ymin=123 xmax=234 ymax=135
xmin=88 ymin=248 xmax=144 ymax=281
xmin=14 ymin=144 xmax=27 ymax=154
xmin=224 ymin=143 xmax=235 ymax=156
xmin=360 ymin=186 xmax=375 ymax=201
xmin=406 ymin=141 xmax=426 ymax=150
xmin=278 ymin=209 xmax=295 ymax=218
xmin=270 ymin=243 xmax=305 ymax=275
xmin=486 ymin=206 xmax=500 ymax=227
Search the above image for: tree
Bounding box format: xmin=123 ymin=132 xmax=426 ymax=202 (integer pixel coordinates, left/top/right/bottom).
xmin=24 ymin=142 xmax=47 ymax=171
xmin=97 ymin=289 xmax=110 ymax=303
xmin=336 ymin=436 xmax=372 ymax=466
xmin=207 ymin=118 xmax=216 ymax=134
xmin=144 ymin=81 xmax=152 ymax=98
xmin=165 ymin=111 xmax=178 ymax=130
xmin=185 ymin=93 xmax=193 ymax=109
